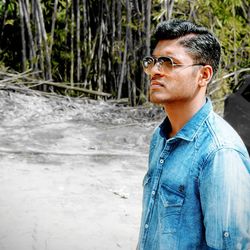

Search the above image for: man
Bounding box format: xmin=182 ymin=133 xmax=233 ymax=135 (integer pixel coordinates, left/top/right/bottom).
xmin=138 ymin=19 xmax=250 ymax=250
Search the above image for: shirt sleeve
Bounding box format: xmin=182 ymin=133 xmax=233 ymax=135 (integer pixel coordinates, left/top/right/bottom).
xmin=199 ymin=148 xmax=250 ymax=250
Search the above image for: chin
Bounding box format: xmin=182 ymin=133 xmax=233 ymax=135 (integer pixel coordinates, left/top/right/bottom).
xmin=149 ymin=93 xmax=170 ymax=104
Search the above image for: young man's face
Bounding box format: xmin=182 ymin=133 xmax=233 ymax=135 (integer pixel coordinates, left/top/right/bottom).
xmin=148 ymin=39 xmax=205 ymax=105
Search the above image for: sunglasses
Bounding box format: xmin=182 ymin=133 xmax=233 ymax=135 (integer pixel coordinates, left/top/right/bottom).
xmin=142 ymin=56 xmax=205 ymax=75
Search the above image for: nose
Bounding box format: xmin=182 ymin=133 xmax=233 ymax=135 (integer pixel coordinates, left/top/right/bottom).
xmin=148 ymin=62 xmax=163 ymax=77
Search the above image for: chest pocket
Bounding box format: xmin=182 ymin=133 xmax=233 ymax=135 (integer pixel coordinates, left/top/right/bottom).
xmin=159 ymin=184 xmax=185 ymax=234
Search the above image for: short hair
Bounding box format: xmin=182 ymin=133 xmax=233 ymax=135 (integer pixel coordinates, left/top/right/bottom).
xmin=151 ymin=19 xmax=221 ymax=76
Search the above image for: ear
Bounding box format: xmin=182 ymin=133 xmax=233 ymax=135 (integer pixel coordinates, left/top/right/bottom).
xmin=198 ymin=65 xmax=213 ymax=87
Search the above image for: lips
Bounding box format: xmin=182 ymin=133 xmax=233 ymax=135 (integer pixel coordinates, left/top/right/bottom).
xmin=150 ymin=80 xmax=164 ymax=89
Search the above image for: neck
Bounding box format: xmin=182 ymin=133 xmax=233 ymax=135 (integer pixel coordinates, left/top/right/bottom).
xmin=163 ymin=97 xmax=206 ymax=138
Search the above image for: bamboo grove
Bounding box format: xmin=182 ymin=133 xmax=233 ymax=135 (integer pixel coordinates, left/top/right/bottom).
xmin=0 ymin=0 xmax=249 ymax=105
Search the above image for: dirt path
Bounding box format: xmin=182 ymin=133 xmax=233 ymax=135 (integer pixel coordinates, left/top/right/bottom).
xmin=0 ymin=91 xmax=161 ymax=250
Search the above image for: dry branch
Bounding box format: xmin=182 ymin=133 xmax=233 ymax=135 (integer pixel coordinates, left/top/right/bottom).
xmin=0 ymin=70 xmax=112 ymax=97
xmin=0 ymin=69 xmax=35 ymax=83
xmin=211 ymin=68 xmax=250 ymax=85
xmin=30 ymin=81 xmax=112 ymax=97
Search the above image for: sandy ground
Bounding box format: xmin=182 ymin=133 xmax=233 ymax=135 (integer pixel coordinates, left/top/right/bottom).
xmin=0 ymin=91 xmax=163 ymax=250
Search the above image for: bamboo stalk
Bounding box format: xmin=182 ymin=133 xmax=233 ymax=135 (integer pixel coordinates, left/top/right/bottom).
xmin=83 ymin=32 xmax=99 ymax=87
xmin=82 ymin=0 xmax=87 ymax=52
xmin=35 ymin=3 xmax=45 ymax=80
xmin=35 ymin=0 xmax=52 ymax=80
xmin=64 ymin=0 xmax=69 ymax=82
xmin=97 ymin=2 xmax=104 ymax=93
xmin=117 ymin=42 xmax=127 ymax=99
xmin=20 ymin=0 xmax=36 ymax=68
xmin=18 ymin=0 xmax=27 ymax=72
xmin=70 ymin=0 xmax=74 ymax=85
xmin=76 ymin=0 xmax=81 ymax=82
xmin=0 ymin=0 xmax=10 ymax=46
xmin=49 ymin=0 xmax=59 ymax=54
xmin=166 ymin=0 xmax=175 ymax=20
xmin=144 ymin=0 xmax=151 ymax=98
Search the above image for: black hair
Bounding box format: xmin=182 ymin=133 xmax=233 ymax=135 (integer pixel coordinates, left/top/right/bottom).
xmin=151 ymin=19 xmax=221 ymax=76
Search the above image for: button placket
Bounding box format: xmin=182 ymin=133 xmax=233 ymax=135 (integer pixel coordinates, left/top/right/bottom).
xmin=143 ymin=141 xmax=169 ymax=242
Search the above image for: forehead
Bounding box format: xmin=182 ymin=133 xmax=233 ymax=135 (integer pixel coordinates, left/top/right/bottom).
xmin=153 ymin=39 xmax=193 ymax=62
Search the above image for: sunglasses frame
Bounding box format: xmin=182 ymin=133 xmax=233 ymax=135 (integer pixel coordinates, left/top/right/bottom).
xmin=142 ymin=56 xmax=205 ymax=75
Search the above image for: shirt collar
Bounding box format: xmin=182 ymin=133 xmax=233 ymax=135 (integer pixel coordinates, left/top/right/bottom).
xmin=160 ymin=98 xmax=213 ymax=142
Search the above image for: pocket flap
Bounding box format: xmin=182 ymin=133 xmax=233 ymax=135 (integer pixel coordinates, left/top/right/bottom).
xmin=160 ymin=184 xmax=184 ymax=208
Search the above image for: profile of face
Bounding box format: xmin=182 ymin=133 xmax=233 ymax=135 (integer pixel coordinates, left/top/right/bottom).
xmin=143 ymin=39 xmax=212 ymax=105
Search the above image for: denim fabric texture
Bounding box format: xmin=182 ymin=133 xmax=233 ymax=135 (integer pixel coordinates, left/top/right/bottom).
xmin=138 ymin=99 xmax=250 ymax=250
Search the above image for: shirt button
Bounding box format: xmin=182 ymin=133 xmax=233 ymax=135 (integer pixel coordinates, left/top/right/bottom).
xmin=224 ymin=232 xmax=229 ymax=237
xmin=145 ymin=224 xmax=149 ymax=229
xmin=152 ymin=191 xmax=155 ymax=196
xmin=159 ymin=159 xmax=164 ymax=164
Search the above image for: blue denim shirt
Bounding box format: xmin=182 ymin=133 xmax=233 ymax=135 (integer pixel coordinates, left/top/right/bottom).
xmin=138 ymin=99 xmax=250 ymax=250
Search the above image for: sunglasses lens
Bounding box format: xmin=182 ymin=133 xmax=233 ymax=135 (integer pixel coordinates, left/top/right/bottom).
xmin=142 ymin=56 xmax=174 ymax=75
xmin=158 ymin=57 xmax=173 ymax=67
xmin=142 ymin=57 xmax=154 ymax=74
xmin=143 ymin=57 xmax=154 ymax=68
